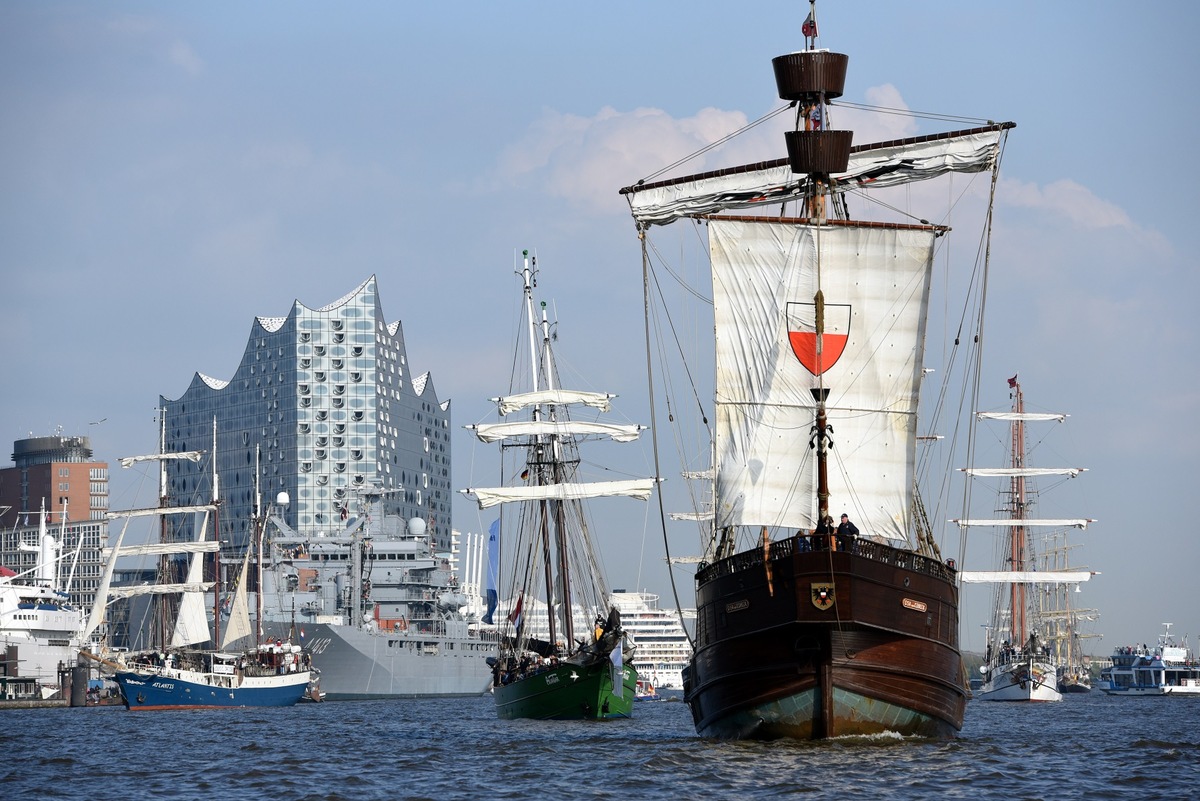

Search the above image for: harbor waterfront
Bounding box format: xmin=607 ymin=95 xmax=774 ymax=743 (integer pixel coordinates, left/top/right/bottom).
xmin=7 ymin=692 xmax=1196 ymax=799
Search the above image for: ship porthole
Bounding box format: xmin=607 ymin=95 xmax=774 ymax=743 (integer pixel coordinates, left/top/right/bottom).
xmin=903 ymin=577 xmax=911 ymax=587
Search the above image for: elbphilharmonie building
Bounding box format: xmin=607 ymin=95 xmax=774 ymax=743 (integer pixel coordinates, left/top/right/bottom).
xmin=159 ymin=276 xmax=452 ymax=551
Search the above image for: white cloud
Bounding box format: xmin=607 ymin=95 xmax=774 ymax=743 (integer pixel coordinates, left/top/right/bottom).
xmin=168 ymin=40 xmax=204 ymax=76
xmin=495 ymin=104 xmax=752 ymax=214
xmin=1003 ymin=177 xmax=1131 ymax=230
xmin=490 ymin=83 xmax=930 ymax=216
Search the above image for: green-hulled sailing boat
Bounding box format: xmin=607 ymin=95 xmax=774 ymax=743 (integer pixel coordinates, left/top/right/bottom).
xmin=463 ymin=251 xmax=652 ymax=720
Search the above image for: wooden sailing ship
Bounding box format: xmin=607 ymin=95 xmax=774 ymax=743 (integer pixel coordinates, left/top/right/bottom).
xmin=619 ymin=2 xmax=1013 ymax=738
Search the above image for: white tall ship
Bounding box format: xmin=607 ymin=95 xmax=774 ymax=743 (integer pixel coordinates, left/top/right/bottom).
xmin=958 ymin=377 xmax=1098 ymax=702
xmin=0 ymin=504 xmax=83 ymax=699
xmin=611 ymin=590 xmax=692 ymax=690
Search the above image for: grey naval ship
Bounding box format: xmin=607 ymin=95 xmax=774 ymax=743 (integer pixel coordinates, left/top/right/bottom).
xmin=259 ymin=492 xmax=494 ymax=700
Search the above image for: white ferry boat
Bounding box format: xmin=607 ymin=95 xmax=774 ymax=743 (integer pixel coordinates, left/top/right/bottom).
xmin=1101 ymin=624 xmax=1200 ymax=697
xmin=611 ymin=590 xmax=692 ymax=691
xmin=0 ymin=507 xmax=82 ymax=699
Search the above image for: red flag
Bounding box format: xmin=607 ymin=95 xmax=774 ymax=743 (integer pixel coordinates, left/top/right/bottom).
xmin=1007 ymin=375 xmax=1018 ymax=388
xmin=802 ymin=12 xmax=817 ymax=38
xmin=507 ymin=593 xmax=524 ymax=629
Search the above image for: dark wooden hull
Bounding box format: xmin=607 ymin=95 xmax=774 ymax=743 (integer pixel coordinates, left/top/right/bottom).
xmin=684 ymin=535 xmax=966 ymax=739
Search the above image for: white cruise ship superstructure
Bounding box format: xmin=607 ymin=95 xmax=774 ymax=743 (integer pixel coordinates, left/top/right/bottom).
xmin=612 ymin=590 xmax=692 ymax=690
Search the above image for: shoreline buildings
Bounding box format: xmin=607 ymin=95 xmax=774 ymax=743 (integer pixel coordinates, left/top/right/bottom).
xmin=159 ymin=276 xmax=453 ymax=550
xmin=0 ymin=434 xmax=109 ymax=696
xmin=0 ymin=434 xmax=109 ymax=615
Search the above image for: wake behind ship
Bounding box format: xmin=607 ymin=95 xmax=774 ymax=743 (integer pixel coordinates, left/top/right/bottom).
xmin=619 ymin=2 xmax=1015 ymax=738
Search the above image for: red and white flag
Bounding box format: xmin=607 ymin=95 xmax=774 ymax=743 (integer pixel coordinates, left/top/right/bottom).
xmin=802 ymin=12 xmax=817 ymax=38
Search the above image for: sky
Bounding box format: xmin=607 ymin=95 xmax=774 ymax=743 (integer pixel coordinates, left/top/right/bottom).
xmin=2 ymin=1 xmax=1197 ymax=655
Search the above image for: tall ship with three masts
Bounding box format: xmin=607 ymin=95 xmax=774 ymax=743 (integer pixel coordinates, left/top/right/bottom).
xmin=620 ymin=2 xmax=1012 ymax=738
xmin=958 ymin=376 xmax=1097 ymax=702
xmin=84 ymin=438 xmax=313 ymax=710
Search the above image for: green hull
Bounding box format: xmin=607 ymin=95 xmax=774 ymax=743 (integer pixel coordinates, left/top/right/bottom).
xmin=495 ymin=659 xmax=637 ymax=720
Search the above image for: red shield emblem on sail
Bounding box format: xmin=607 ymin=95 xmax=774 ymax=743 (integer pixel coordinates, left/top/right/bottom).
xmin=787 ymin=302 xmax=850 ymax=376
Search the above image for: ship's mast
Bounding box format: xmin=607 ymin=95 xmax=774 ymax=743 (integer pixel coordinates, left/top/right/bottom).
xmin=519 ymin=250 xmax=558 ymax=649
xmin=773 ymin=0 xmax=852 ymax=534
xmin=1009 ymin=379 xmax=1028 ymax=647
xmin=254 ymin=445 xmax=265 ymax=645
xmin=539 ymin=296 xmax=575 ymax=648
xmin=211 ymin=417 xmax=222 ymax=648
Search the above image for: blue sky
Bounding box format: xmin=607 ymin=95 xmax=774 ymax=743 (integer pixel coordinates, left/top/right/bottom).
xmin=2 ymin=2 xmax=1197 ymax=654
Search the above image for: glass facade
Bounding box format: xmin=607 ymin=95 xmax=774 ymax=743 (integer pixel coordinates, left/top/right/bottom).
xmin=160 ymin=276 xmax=453 ymax=552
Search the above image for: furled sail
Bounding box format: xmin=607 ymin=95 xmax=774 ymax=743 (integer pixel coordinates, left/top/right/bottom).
xmin=952 ymin=518 xmax=1095 ymax=529
xmin=963 ymin=468 xmax=1085 ymax=478
xmin=109 ymin=583 xmax=216 ymax=599
xmin=463 ymin=478 xmax=656 ymax=510
xmin=118 ymin=452 xmax=204 ymax=468
xmin=977 ymin=412 xmax=1066 ymax=422
xmin=710 ymin=218 xmax=936 ymax=539
xmin=468 ymin=420 xmax=644 ymax=444
xmin=959 ymin=571 xmax=1095 ymax=584
xmin=107 ymin=504 xmax=218 ymax=520
xmin=495 ymin=389 xmax=615 ymax=415
xmin=624 ymin=125 xmax=1010 ymax=226
xmin=112 ymin=541 xmax=222 ymax=556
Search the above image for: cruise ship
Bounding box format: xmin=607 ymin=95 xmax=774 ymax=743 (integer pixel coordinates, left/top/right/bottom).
xmin=612 ymin=590 xmax=692 ymax=691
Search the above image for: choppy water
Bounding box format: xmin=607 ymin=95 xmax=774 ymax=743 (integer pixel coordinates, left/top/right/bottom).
xmin=6 ymin=691 xmax=1197 ymax=800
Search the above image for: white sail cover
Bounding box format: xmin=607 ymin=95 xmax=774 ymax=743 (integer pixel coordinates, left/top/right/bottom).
xmin=113 ymin=541 xmax=222 ymax=557
xmin=959 ymin=571 xmax=1095 ymax=584
xmin=977 ymin=412 xmax=1066 ymax=422
xmin=627 ymin=127 xmax=1006 ymax=226
xmin=670 ymin=511 xmax=714 ymax=521
xmin=710 ymin=219 xmax=935 ymax=539
xmin=495 ymin=389 xmax=614 ymax=415
xmin=953 ymin=518 xmax=1095 ymax=529
xmin=110 ymin=583 xmax=216 ymax=599
xmin=964 ymin=468 xmax=1085 ymax=478
xmin=171 ymin=513 xmax=212 ymax=647
xmin=107 ymin=503 xmax=217 ymax=520
xmin=468 ymin=421 xmax=643 ymax=444
xmin=118 ymin=451 xmax=204 ymax=468
xmin=220 ymin=549 xmax=253 ymax=651
xmin=463 ymin=478 xmax=656 ymax=510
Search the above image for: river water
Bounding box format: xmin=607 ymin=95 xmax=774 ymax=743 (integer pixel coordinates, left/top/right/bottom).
xmin=7 ymin=690 xmax=1197 ymax=800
